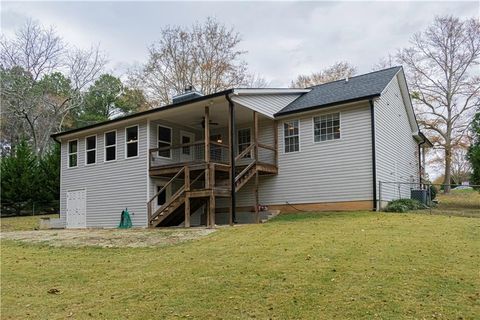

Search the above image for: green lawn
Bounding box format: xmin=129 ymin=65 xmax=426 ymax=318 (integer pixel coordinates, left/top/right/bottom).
xmin=0 ymin=214 xmax=59 ymax=232
xmin=1 ymin=210 xmax=479 ymax=319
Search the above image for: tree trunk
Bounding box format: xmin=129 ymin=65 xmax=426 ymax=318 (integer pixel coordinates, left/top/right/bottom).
xmin=444 ymin=145 xmax=452 ymax=193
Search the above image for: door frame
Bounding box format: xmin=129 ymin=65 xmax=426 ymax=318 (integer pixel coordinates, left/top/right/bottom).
xmin=154 ymin=180 xmax=172 ymax=209
xmin=180 ymin=130 xmax=195 ymax=162
xmin=66 ymin=188 xmax=87 ymax=229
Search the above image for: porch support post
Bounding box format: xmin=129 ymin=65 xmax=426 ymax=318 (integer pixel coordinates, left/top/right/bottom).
xmin=205 ymin=106 xmax=210 ymax=162
xmin=184 ymin=166 xmax=190 ymax=227
xmin=184 ymin=196 xmax=191 ymax=228
xmin=205 ymin=106 xmax=210 ymax=189
xmin=253 ymin=111 xmax=260 ymax=224
xmin=227 ymin=95 xmax=236 ymax=224
xmin=209 ymin=193 xmax=215 ymax=228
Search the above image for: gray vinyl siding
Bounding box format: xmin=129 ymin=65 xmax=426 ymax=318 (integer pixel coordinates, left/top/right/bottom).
xmin=374 ymin=75 xmax=420 ymax=202
xmin=231 ymin=94 xmax=302 ymax=118
xmin=235 ymin=102 xmax=374 ymax=207
xmin=148 ymin=120 xmax=203 ymax=201
xmin=60 ymin=121 xmax=148 ymax=228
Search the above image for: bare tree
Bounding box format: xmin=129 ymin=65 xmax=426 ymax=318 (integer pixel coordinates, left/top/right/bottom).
xmin=429 ymin=144 xmax=472 ymax=185
xmin=372 ymin=53 xmax=396 ymax=71
xmin=0 ymin=19 xmax=65 ymax=81
xmin=134 ymin=17 xmax=254 ymax=106
xmin=66 ymin=44 xmax=107 ymax=92
xmin=398 ymin=16 xmax=480 ymax=192
xmin=0 ymin=20 xmax=107 ymax=156
xmin=290 ymin=61 xmax=357 ymax=88
xmin=243 ymin=73 xmax=269 ymax=88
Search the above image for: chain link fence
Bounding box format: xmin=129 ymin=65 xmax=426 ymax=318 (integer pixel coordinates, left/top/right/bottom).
xmin=0 ymin=200 xmax=59 ymax=217
xmin=378 ymin=181 xmax=480 ymax=216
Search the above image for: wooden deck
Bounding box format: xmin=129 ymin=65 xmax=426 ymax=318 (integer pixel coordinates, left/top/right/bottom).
xmin=149 ymin=161 xmax=277 ymax=177
xmin=147 ymin=106 xmax=279 ymax=228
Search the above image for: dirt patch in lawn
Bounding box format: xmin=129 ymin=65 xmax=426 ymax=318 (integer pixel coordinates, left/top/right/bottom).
xmin=0 ymin=228 xmax=217 ymax=248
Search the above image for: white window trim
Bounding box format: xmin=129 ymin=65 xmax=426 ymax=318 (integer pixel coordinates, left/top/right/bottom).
xmin=155 ymin=181 xmax=172 ymax=207
xmin=312 ymin=112 xmax=342 ymax=144
xmin=84 ymin=135 xmax=97 ymax=166
xmin=157 ymin=125 xmax=172 ymax=159
xmin=125 ymin=125 xmax=140 ymax=159
xmin=104 ymin=129 xmax=117 ymax=162
xmin=282 ymin=119 xmax=301 ymax=154
xmin=67 ymin=139 xmax=79 ymax=168
xmin=237 ymin=127 xmax=253 ymax=158
xmin=179 ymin=130 xmax=195 ymax=157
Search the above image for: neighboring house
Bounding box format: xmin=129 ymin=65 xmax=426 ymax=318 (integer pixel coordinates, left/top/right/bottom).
xmin=52 ymin=66 xmax=431 ymax=228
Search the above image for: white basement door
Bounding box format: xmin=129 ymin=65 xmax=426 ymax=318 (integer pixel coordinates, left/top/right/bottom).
xmin=66 ymin=189 xmax=87 ymax=228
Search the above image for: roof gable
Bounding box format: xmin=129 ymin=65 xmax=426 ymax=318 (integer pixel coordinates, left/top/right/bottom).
xmin=276 ymin=66 xmax=402 ymax=116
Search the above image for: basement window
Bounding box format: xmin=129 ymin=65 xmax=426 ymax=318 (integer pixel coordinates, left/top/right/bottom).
xmin=284 ymin=120 xmax=299 ymax=153
xmin=157 ymin=125 xmax=172 ymax=158
xmin=105 ymin=130 xmax=117 ymax=161
xmin=68 ymin=140 xmax=78 ymax=168
xmin=125 ymin=125 xmax=139 ymax=158
xmin=85 ymin=135 xmax=96 ymax=165
xmin=314 ymin=113 xmax=341 ymax=142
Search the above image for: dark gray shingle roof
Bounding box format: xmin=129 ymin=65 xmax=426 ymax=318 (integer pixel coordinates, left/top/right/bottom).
xmin=276 ymin=66 xmax=402 ymax=116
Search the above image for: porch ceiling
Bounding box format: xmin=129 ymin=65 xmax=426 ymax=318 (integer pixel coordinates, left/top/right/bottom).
xmin=148 ymin=97 xmax=266 ymax=130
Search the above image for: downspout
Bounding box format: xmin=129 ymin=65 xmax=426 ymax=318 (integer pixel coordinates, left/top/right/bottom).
xmin=418 ymin=138 xmax=426 ymax=187
xmin=226 ymin=93 xmax=237 ymax=223
xmin=369 ymin=100 xmax=378 ymax=211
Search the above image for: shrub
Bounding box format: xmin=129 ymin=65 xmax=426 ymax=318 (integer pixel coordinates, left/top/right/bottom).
xmin=429 ymin=185 xmax=438 ymax=200
xmin=385 ymin=199 xmax=427 ymax=213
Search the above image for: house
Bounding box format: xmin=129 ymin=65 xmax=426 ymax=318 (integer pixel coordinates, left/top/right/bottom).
xmin=51 ymin=66 xmax=431 ymax=228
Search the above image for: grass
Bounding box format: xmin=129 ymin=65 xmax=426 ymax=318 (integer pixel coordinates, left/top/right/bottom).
xmin=0 ymin=213 xmax=59 ymax=232
xmin=430 ymin=189 xmax=480 ymax=217
xmin=2 ymin=211 xmax=479 ymax=319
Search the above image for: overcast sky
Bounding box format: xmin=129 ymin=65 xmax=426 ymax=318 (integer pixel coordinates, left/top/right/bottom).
xmin=1 ymin=1 xmax=478 ymax=86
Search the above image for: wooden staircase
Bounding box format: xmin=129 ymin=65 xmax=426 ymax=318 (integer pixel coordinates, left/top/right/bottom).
xmin=147 ymin=141 xmax=278 ymax=228
xmin=235 ymin=162 xmax=257 ymax=192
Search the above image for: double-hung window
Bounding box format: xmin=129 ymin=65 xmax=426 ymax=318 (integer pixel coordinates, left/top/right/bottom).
xmin=283 ymin=120 xmax=299 ymax=153
xmin=157 ymin=125 xmax=172 ymax=158
xmin=85 ymin=135 xmax=96 ymax=165
xmin=314 ymin=113 xmax=341 ymax=142
xmin=125 ymin=125 xmax=139 ymax=158
xmin=105 ymin=131 xmax=116 ymax=161
xmin=68 ymin=140 xmax=78 ymax=168
xmin=237 ymin=128 xmax=251 ymax=158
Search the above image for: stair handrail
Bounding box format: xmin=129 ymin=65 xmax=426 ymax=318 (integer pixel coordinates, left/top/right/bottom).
xmin=150 ymin=185 xmax=186 ymax=223
xmin=235 ymin=143 xmax=255 ymax=162
xmin=235 ymin=161 xmax=256 ymax=184
xmin=189 ymin=170 xmax=205 ymax=189
xmin=148 ymin=166 xmax=186 ymax=223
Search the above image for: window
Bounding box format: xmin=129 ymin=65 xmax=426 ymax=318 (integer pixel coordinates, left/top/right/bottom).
xmin=284 ymin=120 xmax=299 ymax=153
xmin=157 ymin=125 xmax=172 ymax=158
xmin=314 ymin=113 xmax=341 ymax=142
xmin=68 ymin=140 xmax=78 ymax=168
xmin=105 ymin=131 xmax=116 ymax=161
xmin=85 ymin=135 xmax=96 ymax=165
xmin=125 ymin=126 xmax=139 ymax=158
xmin=237 ymin=128 xmax=251 ymax=158
xmin=157 ymin=186 xmax=166 ymax=206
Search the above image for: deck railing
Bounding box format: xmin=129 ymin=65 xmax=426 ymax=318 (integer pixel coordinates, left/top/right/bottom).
xmin=149 ymin=140 xmax=229 ymax=169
